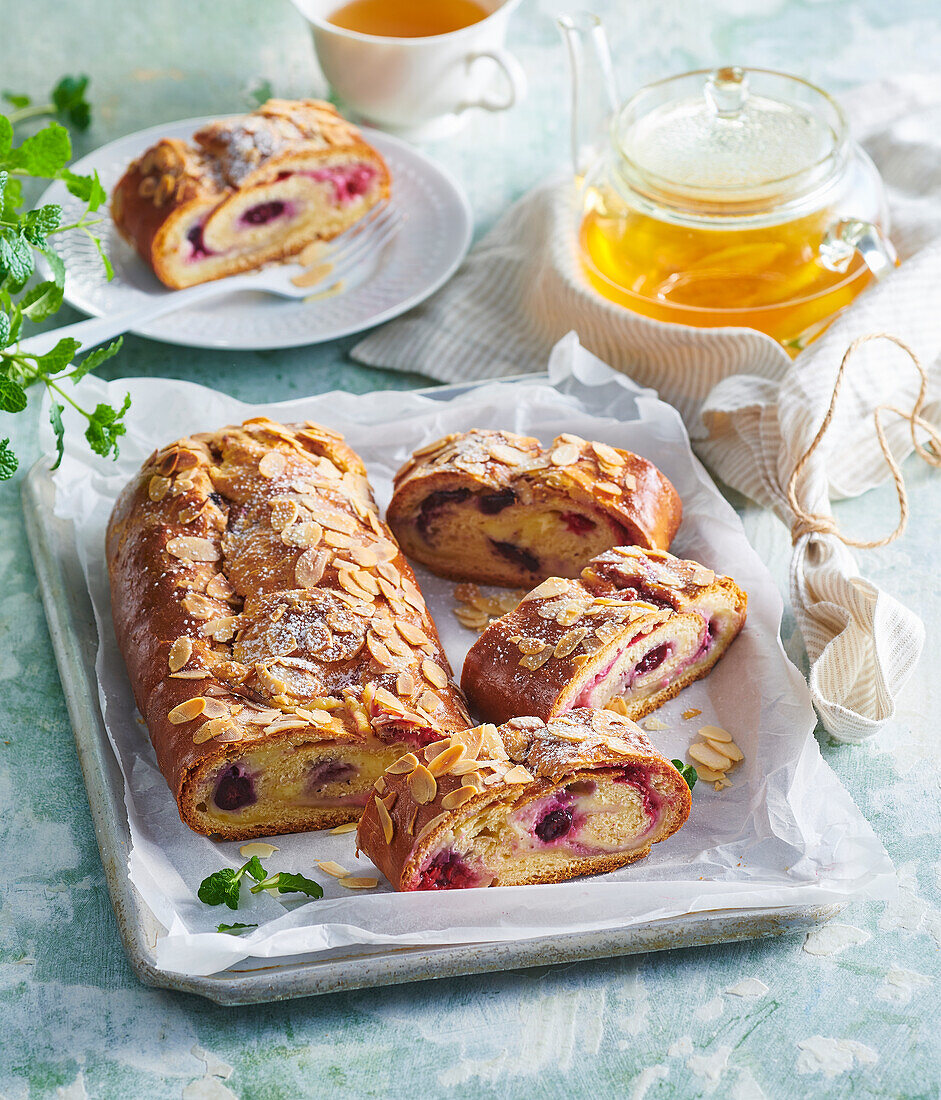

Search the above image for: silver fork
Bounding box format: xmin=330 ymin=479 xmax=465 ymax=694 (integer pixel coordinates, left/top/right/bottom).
xmin=19 ymin=203 xmax=405 ymax=358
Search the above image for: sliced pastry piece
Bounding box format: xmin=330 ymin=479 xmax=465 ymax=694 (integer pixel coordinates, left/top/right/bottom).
xmin=386 ymin=429 xmax=681 ymax=587
xmin=357 ymin=710 xmax=692 ymax=891
xmin=461 ymin=548 xmax=747 ymax=725
xmin=106 ymin=417 xmax=470 ymax=841
xmin=111 ymin=99 xmax=390 ymax=289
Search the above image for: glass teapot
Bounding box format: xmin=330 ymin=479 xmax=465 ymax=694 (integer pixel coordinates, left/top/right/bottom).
xmin=558 ymin=12 xmax=897 ymax=351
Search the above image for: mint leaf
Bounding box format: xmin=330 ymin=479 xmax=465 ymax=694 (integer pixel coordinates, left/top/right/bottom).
xmin=250 ymin=871 xmax=324 ymax=899
xmin=217 ymin=922 xmax=258 ymax=935
xmin=0 ymin=438 xmax=17 ymax=480
xmin=41 ymin=246 xmax=66 ymax=289
xmin=1 ymin=175 xmax=22 ymax=219
xmin=0 ymin=116 xmax=12 ymax=158
xmin=198 ymin=868 xmax=242 ymax=910
xmin=34 ymin=336 xmax=81 ymax=375
xmin=91 ymin=234 xmax=114 ymax=280
xmin=20 ymin=279 xmax=63 ymax=322
xmin=70 ymin=336 xmax=122 ymax=382
xmin=0 ymin=310 xmax=11 ymax=348
xmin=10 ymin=122 xmax=71 ymax=177
xmin=48 ymin=402 xmax=65 ymax=470
xmin=248 ymin=79 xmax=273 ymax=107
xmin=671 ymin=759 xmax=698 ymax=791
xmin=0 ymin=377 xmax=27 ymax=413
xmin=242 ymin=855 xmax=268 ymax=883
xmin=23 ymin=203 xmax=61 ymax=246
xmin=3 ymin=92 xmax=31 ymax=109
xmin=84 ymin=394 xmax=130 ymax=459
xmin=62 ymin=168 xmax=105 ymax=210
xmin=0 ymin=232 xmax=35 ymax=288
xmin=51 ymin=75 xmax=91 ymax=132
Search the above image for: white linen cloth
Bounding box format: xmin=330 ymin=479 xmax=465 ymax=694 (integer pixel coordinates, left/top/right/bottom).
xmin=353 ymin=77 xmax=941 ymax=743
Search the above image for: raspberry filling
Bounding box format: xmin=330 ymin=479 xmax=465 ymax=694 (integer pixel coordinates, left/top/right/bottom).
xmin=534 ymin=797 xmax=575 ymax=843
xmin=490 ymin=539 xmax=540 ymax=573
xmin=187 ymin=223 xmax=213 ymax=259
xmin=560 ymin=511 xmax=596 ymax=535
xmin=417 ymin=488 xmax=472 ymax=539
xmin=634 ymin=642 xmax=670 ymax=677
xmin=614 ymin=765 xmax=664 ymax=826
xmin=213 ymin=764 xmax=256 ymax=811
xmin=240 ymin=200 xmax=291 ymax=226
xmin=308 ymin=759 xmax=356 ymax=788
xmin=310 ymin=163 xmax=378 ymax=205
xmin=417 ymin=850 xmax=480 ymax=890
xmin=478 ymin=489 xmax=517 ymax=515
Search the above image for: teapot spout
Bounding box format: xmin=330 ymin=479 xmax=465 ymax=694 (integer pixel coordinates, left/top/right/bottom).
xmin=558 ymin=11 xmax=620 ymax=178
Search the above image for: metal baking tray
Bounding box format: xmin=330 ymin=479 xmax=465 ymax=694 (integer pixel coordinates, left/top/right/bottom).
xmin=22 ymin=449 xmax=840 ymax=1005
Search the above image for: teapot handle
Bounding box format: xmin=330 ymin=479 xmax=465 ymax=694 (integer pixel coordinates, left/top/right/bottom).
xmin=820 ymin=218 xmax=899 ymax=281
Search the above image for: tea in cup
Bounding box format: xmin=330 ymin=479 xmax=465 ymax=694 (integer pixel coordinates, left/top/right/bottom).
xmin=289 ymin=0 xmax=527 ymax=140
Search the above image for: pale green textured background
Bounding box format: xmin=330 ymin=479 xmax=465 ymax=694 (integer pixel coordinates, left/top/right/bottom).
xmin=1 ymin=2 xmax=940 ymax=1098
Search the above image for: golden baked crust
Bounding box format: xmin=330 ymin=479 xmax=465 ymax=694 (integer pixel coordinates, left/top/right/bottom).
xmin=385 ymin=429 xmax=682 ymax=587
xmin=106 ymin=417 xmax=470 ymax=840
xmin=357 ymin=710 xmax=692 ymax=891
xmin=461 ymin=547 xmax=747 ymax=725
xmin=111 ymin=99 xmax=391 ymax=289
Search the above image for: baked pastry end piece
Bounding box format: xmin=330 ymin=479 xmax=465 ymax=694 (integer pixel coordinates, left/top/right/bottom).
xmin=357 ymin=710 xmax=692 ymax=891
xmin=386 ymin=429 xmax=682 ymax=587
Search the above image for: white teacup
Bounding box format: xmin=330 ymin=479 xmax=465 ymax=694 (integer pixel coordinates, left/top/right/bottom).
xmin=288 ymin=0 xmax=527 ymax=140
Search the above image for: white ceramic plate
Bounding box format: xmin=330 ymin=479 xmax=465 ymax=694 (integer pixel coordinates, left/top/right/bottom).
xmin=39 ymin=117 xmax=473 ymax=350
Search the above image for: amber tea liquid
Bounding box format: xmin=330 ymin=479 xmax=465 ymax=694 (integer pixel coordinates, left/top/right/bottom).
xmin=581 ymin=199 xmax=872 ymax=351
xmin=328 ymin=0 xmax=491 ymax=37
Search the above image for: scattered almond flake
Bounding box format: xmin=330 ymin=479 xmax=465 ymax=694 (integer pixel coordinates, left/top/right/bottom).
xmin=168 ymin=637 xmax=193 ymax=672
xmin=192 ymin=723 xmax=218 ymax=744
xmin=329 ymin=822 xmax=358 ymax=834
xmin=689 ymin=742 xmax=732 ymax=771
xmin=596 ymin=481 xmax=623 ymax=496
xmin=427 ymin=743 xmax=465 ymax=776
xmin=166 ymin=536 xmax=219 ymax=562
xmin=488 ymin=442 xmax=531 ymax=466
xmin=503 ymin=765 xmax=535 ymax=785
xmin=318 ymin=860 xmax=351 ymax=878
xmin=690 ymin=566 xmax=716 ymax=586
xmin=698 ymin=724 xmax=733 ymax=743
xmin=148 ymin=474 xmax=171 ymax=502
xmin=517 ymin=637 xmax=547 ymax=655
xmin=181 ymin=593 xmax=218 ymax=620
xmin=199 ymin=698 xmax=230 ymax=719
xmin=604 ymin=697 xmax=631 ymax=717
xmin=714 ymin=779 xmax=732 ymax=791
xmin=170 ymin=670 xmax=210 ymax=680
xmin=376 ymin=797 xmax=395 ymax=844
xmin=709 ymin=739 xmax=743 ymax=762
xmin=550 ymin=442 xmax=580 ymax=466
xmin=408 ymin=764 xmax=437 ymax=803
xmin=283 ymin=520 xmax=323 ymax=549
xmin=442 ymin=785 xmax=479 ymax=810
xmin=592 ymin=441 xmax=624 ymax=467
xmin=519 ymin=651 xmax=552 ymax=671
xmin=295 ymin=548 xmax=328 ymax=588
xmin=554 ymin=628 xmax=589 ymax=659
xmin=522 ymin=576 xmax=570 ymax=602
xmin=415 ymin=811 xmax=450 ymax=843
xmin=642 ymin=716 xmax=669 ymax=731
xmin=694 ymin=764 xmax=726 ymax=782
xmin=258 ymin=451 xmax=287 ymax=479
xmin=682 ymin=708 xmax=702 ymax=720
xmin=396 ymin=621 xmax=429 ymax=646
xmin=240 ymin=842 xmax=279 ymax=858
xmin=339 ymin=876 xmax=378 ymax=890
xmin=421 ymin=659 xmax=448 ymax=689
xmin=202 ymin=616 xmax=238 ymax=643
xmin=622 ymin=472 xmax=638 ymax=491
xmin=167 ymin=698 xmax=206 ymax=724
xmin=206 ymin=573 xmax=236 ymax=601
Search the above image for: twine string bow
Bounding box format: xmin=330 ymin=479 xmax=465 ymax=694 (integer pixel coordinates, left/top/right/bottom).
xmin=787 ymin=333 xmax=941 ymax=547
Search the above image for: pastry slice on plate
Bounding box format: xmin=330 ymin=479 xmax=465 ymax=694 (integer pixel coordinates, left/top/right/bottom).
xmin=357 ymin=710 xmax=692 ymax=891
xmin=111 ymin=99 xmax=390 ymax=288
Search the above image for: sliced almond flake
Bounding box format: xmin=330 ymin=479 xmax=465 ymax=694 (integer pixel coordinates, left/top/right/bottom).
xmin=168 ymin=637 xmax=193 ymax=672
xmin=372 ymin=540 xmax=399 ymax=564
xmin=503 ymin=765 xmax=535 ymax=785
xmin=689 ymin=742 xmax=732 ymax=771
xmin=270 ymin=499 xmax=300 ymax=531
xmin=329 ymin=822 xmax=358 ymax=834
xmin=521 ymin=576 xmax=570 ymax=602
xmin=682 ymin=708 xmax=702 ymax=720
xmin=592 ymin=442 xmax=625 ymax=468
xmin=387 ymin=752 xmax=420 ymax=775
xmin=690 ymin=566 xmax=716 ymax=587
xmin=396 ymin=670 xmax=417 ymax=697
xmin=408 ymin=764 xmax=437 ymax=804
xmin=283 ymin=520 xmax=323 ymax=549
xmin=338 ymin=570 xmax=374 ymax=602
xmin=714 ymin=779 xmax=732 ymax=791
xmin=554 ymin=628 xmax=589 ymax=659
xmin=339 ymin=876 xmax=378 ymax=889
xmin=621 ymin=472 xmax=638 ymax=491
xmin=170 ymin=670 xmax=210 ymax=680
xmin=202 ymin=616 xmax=238 ymax=642
xmin=166 ymin=536 xmax=219 ymax=562
xmin=642 ymin=716 xmax=669 ymax=731
xmin=441 ymin=785 xmax=478 ymax=810
xmin=240 ymin=842 xmax=278 ymax=858
xmin=148 ymin=475 xmax=171 ymax=502
xmin=596 ymin=481 xmax=623 ymax=497
xmin=167 ymin=697 xmax=206 ymax=724
xmin=695 ymin=764 xmax=726 ymax=782
xmin=519 ymin=651 xmax=552 ymax=671
xmin=708 ymin=739 xmax=743 ymax=763
xmin=421 ymin=660 xmax=448 ymax=689
xmin=258 ymin=451 xmax=287 ymax=479
xmin=415 ymin=811 xmax=450 ymax=843
xmin=182 ymin=593 xmax=218 ymax=621
xmin=557 ymin=604 xmax=586 ymax=627
xmin=427 ymin=743 xmax=465 ymax=776
xmin=206 ymin=573 xmax=236 ymax=601
xmin=317 ymin=860 xmax=351 ymax=878
xmin=604 ymin=697 xmax=631 ymax=717
xmin=449 ymin=759 xmax=483 ymax=776
xmin=192 ymin=722 xmax=219 ymax=744
xmin=418 ymin=689 xmax=442 ymax=715
xmin=324 ymin=530 xmax=354 ymax=549
xmin=396 ymin=621 xmax=429 ymax=646
xmin=353 ymin=569 xmax=380 ymax=595
xmin=698 ymin=724 xmax=733 ymax=743
xmin=365 ymin=632 xmax=395 ymax=668
xmin=406 ymin=806 xmax=419 ymax=836
xmin=295 ymin=548 xmax=328 ymax=588
xmin=550 ymin=442 xmax=580 ymax=466
xmin=489 ymin=443 xmax=530 ymax=466
xmin=263 ymin=717 xmax=307 ymax=734
xmin=376 ymin=796 xmax=395 ymax=844
xmin=200 ymin=698 xmax=230 ymax=719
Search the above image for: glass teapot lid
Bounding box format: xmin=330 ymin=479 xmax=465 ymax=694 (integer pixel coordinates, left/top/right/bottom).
xmin=612 ymin=67 xmax=850 ymax=214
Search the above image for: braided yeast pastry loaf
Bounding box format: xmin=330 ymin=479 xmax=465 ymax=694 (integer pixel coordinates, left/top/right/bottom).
xmin=461 ymin=547 xmax=747 ymax=725
xmin=386 ymin=430 xmax=682 ymax=587
xmin=357 ymin=710 xmax=691 ymax=890
xmin=106 ymin=418 xmax=470 ymax=841
xmin=111 ymin=99 xmax=390 ymax=289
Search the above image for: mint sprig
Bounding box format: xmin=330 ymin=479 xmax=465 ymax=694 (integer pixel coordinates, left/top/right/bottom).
xmin=217 ymin=922 xmax=258 ymax=936
xmin=1 ymin=78 xmax=129 ymax=481
xmin=250 ymin=871 xmax=324 ymax=900
xmin=672 ymin=759 xmax=698 ymax=791
xmin=197 ymin=856 xmax=268 ymax=910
